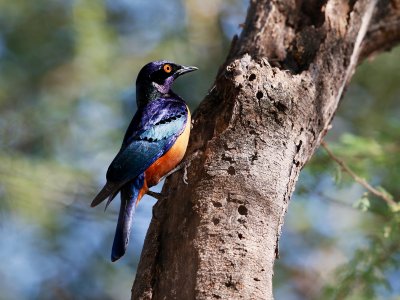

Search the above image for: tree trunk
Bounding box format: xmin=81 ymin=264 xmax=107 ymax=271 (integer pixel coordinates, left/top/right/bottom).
xmin=132 ymin=1 xmax=400 ymax=299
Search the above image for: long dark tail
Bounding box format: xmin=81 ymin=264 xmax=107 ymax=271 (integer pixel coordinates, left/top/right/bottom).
xmin=111 ymin=174 xmax=145 ymax=262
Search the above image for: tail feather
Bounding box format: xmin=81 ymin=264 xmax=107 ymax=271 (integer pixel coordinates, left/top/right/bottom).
xmin=104 ymin=190 xmax=119 ymax=211
xmin=91 ymin=182 xmax=121 ymax=207
xmin=111 ymin=174 xmax=145 ymax=262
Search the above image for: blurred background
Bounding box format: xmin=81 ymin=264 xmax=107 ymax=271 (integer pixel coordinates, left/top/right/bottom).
xmin=0 ymin=0 xmax=398 ymax=299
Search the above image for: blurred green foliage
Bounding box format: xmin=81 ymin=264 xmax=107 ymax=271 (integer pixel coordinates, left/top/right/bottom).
xmin=0 ymin=0 xmax=399 ymax=299
xmin=0 ymin=0 xmax=240 ymax=299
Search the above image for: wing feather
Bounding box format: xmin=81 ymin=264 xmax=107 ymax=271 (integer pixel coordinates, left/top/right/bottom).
xmin=91 ymin=97 xmax=188 ymax=207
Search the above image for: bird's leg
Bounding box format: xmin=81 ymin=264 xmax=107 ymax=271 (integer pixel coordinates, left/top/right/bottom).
xmin=146 ymin=190 xmax=163 ymax=201
xmin=181 ymin=150 xmax=202 ymax=184
xmin=156 ymin=160 xmax=188 ymax=184
xmin=143 ymin=159 xmax=188 ymax=200
xmin=160 ymin=150 xmax=203 ymax=184
xmin=164 ymin=163 xmax=184 ymax=181
xmin=145 ymin=165 xmax=185 ymax=201
xmin=147 ymin=150 xmax=204 ymax=201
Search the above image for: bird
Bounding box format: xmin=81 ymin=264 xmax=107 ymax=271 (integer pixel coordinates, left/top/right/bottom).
xmin=91 ymin=60 xmax=197 ymax=261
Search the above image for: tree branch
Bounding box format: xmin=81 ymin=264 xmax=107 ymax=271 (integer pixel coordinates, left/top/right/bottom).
xmin=321 ymin=141 xmax=397 ymax=207
xmin=360 ymin=0 xmax=400 ymax=60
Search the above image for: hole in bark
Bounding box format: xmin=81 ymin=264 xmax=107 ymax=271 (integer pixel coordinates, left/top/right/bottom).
xmin=310 ymin=128 xmax=316 ymax=137
xmin=212 ymin=294 xmax=222 ymax=299
xmin=256 ymin=91 xmax=263 ymax=99
xmin=238 ymin=219 xmax=246 ymax=224
xmin=212 ymin=201 xmax=222 ymax=208
xmin=271 ymin=111 xmax=283 ymax=126
xmin=296 ymin=140 xmax=303 ymax=152
xmin=254 ymin=278 xmax=261 ymax=282
xmin=249 ymin=74 xmax=256 ymax=81
xmin=249 ymin=129 xmax=256 ymax=135
xmin=221 ymin=153 xmax=234 ymax=163
xmin=212 ymin=218 xmax=220 ymax=225
xmin=282 ymin=0 xmax=327 ymax=75
xmin=238 ymin=233 xmax=244 ymax=239
xmin=251 ymin=152 xmax=258 ymax=163
xmin=227 ymin=166 xmax=236 ymax=175
xmin=300 ymin=0 xmax=327 ymax=28
xmin=275 ymin=102 xmax=287 ymax=112
xmin=238 ymin=205 xmax=248 ymax=216
xmin=225 ymin=276 xmax=236 ymax=289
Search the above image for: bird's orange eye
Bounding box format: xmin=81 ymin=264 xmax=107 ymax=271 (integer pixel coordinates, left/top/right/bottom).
xmin=163 ymin=64 xmax=172 ymax=73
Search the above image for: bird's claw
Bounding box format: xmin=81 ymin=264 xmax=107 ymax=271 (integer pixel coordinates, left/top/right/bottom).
xmin=182 ymin=161 xmax=190 ymax=185
xmin=155 ymin=150 xmax=202 ymax=185
xmin=147 ymin=190 xmax=163 ymax=201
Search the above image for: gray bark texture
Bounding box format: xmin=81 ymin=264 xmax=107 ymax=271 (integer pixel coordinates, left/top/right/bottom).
xmin=131 ymin=1 xmax=400 ymax=299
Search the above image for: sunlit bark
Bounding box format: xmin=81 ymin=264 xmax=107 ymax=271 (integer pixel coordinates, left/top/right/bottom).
xmin=132 ymin=1 xmax=400 ymax=299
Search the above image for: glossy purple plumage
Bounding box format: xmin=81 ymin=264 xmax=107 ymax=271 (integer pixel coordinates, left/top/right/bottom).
xmin=91 ymin=60 xmax=197 ymax=261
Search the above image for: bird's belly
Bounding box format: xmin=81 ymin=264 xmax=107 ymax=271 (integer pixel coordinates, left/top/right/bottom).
xmin=144 ymin=110 xmax=191 ymax=188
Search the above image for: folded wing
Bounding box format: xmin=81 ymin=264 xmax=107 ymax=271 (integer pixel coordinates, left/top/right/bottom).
xmin=90 ymin=98 xmax=188 ymax=207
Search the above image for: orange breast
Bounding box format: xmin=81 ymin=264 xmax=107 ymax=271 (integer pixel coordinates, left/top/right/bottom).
xmin=136 ymin=107 xmax=191 ymax=205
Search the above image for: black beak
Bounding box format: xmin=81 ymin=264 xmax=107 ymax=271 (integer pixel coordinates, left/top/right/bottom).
xmin=175 ymin=65 xmax=198 ymax=77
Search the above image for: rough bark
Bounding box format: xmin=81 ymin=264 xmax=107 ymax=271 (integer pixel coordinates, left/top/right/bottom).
xmin=132 ymin=1 xmax=400 ymax=299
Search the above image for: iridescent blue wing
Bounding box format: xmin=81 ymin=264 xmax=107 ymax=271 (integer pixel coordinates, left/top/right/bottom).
xmin=121 ymin=97 xmax=187 ymax=147
xmin=90 ymin=98 xmax=187 ymax=207
xmin=106 ymin=99 xmax=187 ymax=182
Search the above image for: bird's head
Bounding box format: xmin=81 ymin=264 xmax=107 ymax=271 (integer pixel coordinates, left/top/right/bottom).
xmin=136 ymin=60 xmax=198 ymax=106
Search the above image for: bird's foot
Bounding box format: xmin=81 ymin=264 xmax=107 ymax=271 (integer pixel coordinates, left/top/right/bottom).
xmin=181 ymin=150 xmax=202 ymax=184
xmin=157 ymin=162 xmax=186 ymax=183
xmin=182 ymin=162 xmax=189 ymax=185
